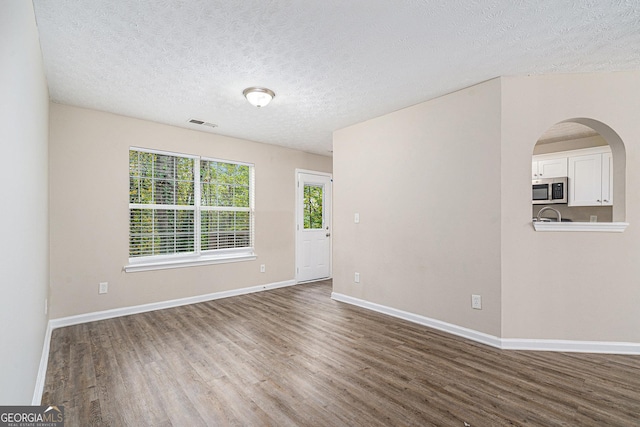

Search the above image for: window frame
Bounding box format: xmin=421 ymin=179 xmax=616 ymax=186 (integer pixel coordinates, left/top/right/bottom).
xmin=125 ymin=147 xmax=256 ymax=273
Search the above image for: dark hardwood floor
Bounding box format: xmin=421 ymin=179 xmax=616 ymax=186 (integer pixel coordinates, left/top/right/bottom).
xmin=42 ymin=280 xmax=640 ymax=426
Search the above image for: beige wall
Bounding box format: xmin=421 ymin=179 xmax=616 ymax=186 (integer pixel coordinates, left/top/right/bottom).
xmin=333 ymin=79 xmax=503 ymax=337
xmin=501 ymin=71 xmax=640 ymax=342
xmin=334 ymin=71 xmax=640 ymax=345
xmin=0 ymin=1 xmax=50 ymax=403
xmin=49 ymin=104 xmax=331 ymax=318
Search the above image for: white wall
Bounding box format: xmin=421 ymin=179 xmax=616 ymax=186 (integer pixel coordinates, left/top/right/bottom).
xmin=49 ymin=104 xmax=332 ymax=318
xmin=333 ymin=79 xmax=503 ymax=337
xmin=0 ymin=1 xmax=50 ymax=403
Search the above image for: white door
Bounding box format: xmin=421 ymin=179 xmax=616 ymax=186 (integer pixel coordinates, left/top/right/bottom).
xmin=296 ymin=171 xmax=332 ymax=282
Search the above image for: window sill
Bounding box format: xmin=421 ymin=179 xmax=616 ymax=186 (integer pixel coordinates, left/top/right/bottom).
xmin=532 ymin=221 xmax=629 ymax=233
xmin=125 ymin=252 xmax=257 ymax=273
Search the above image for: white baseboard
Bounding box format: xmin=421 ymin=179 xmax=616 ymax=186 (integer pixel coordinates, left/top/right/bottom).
xmin=331 ymin=292 xmax=502 ymax=348
xmin=331 ymin=292 xmax=640 ymax=355
xmin=35 ymin=279 xmax=297 ymax=403
xmin=500 ymin=338 xmax=640 ymax=354
xmin=49 ymin=279 xmax=297 ymax=329
xmin=32 ymin=321 xmax=53 ymax=405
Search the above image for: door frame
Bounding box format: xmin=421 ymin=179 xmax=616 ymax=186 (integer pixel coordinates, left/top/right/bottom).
xmin=295 ymin=169 xmax=333 ymax=283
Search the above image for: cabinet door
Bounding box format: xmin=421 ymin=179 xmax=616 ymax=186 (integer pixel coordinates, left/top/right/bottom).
xmin=532 ymin=161 xmax=539 ymax=179
xmin=601 ymin=152 xmax=613 ymax=205
xmin=537 ymin=158 xmax=568 ymax=178
xmin=568 ymin=154 xmax=602 ymax=206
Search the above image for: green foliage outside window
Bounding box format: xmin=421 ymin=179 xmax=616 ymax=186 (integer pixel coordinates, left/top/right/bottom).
xmin=129 ymin=150 xmax=252 ymax=258
xmin=304 ymin=185 xmax=323 ymax=229
xmin=200 ymin=160 xmax=251 ymax=251
xmin=129 ymin=151 xmax=196 ymax=257
xmin=200 ymin=161 xmax=250 ymax=207
xmin=129 ymin=151 xmax=194 ymax=205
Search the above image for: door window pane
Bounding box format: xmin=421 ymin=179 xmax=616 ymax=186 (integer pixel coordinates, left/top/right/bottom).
xmin=304 ymin=184 xmax=323 ymax=229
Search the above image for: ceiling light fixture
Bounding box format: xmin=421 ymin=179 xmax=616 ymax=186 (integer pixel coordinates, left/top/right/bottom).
xmin=243 ymin=87 xmax=275 ymax=107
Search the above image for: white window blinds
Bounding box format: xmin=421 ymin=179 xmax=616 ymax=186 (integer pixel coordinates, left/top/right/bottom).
xmin=129 ymin=148 xmax=254 ymax=261
xmin=199 ymin=159 xmax=253 ymax=251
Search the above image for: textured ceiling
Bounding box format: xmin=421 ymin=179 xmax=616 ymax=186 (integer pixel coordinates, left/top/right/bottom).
xmin=32 ymin=0 xmax=640 ymax=156
xmin=536 ymin=122 xmax=599 ymax=145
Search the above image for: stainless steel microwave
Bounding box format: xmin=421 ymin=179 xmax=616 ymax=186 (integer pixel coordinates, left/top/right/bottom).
xmin=532 ymin=177 xmax=567 ymax=204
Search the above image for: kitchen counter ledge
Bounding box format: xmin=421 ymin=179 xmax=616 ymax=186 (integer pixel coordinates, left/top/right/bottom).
xmin=533 ymin=221 xmax=629 ymax=233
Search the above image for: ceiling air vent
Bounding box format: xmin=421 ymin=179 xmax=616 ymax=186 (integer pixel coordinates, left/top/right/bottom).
xmin=188 ymin=118 xmax=217 ymax=128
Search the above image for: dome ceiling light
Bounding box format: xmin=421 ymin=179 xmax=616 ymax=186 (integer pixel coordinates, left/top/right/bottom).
xmin=243 ymin=87 xmax=275 ymax=108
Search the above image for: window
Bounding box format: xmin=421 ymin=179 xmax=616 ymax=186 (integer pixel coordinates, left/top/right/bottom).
xmin=127 ymin=148 xmax=255 ymax=271
xmin=303 ymin=184 xmax=324 ymax=229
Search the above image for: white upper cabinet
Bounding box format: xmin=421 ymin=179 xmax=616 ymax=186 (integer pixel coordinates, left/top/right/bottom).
xmin=568 ymin=153 xmax=603 ymax=206
xmin=533 ymin=146 xmax=613 ymax=207
xmin=566 ymin=148 xmax=612 ymax=206
xmin=532 ymin=157 xmax=568 ymax=179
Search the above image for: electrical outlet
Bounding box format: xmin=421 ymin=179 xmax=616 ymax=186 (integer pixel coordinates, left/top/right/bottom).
xmin=99 ymin=282 xmax=108 ymax=294
xmin=471 ymin=294 xmax=482 ymax=310
xmin=354 ymin=272 xmax=360 ymax=283
xmin=260 ymin=264 xmax=266 ymax=273
xmin=590 ymin=215 xmax=598 ymax=222
xmin=354 ymin=213 xmax=360 ymax=224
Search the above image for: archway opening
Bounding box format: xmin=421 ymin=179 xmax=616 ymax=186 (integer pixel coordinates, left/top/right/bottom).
xmin=532 ymin=119 xmax=626 ymax=223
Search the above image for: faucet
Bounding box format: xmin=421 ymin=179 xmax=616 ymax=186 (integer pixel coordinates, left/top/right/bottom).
xmin=536 ymin=206 xmax=561 ymax=222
